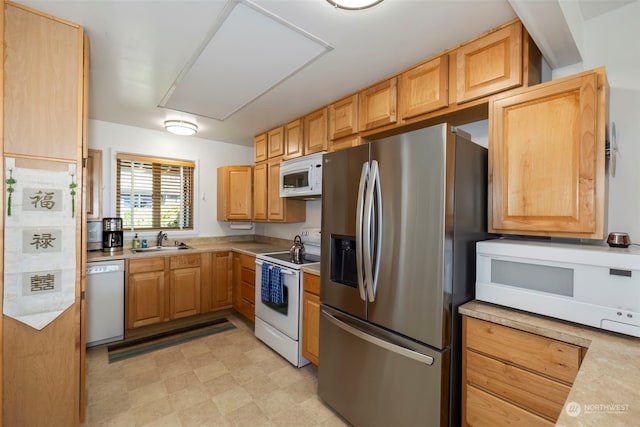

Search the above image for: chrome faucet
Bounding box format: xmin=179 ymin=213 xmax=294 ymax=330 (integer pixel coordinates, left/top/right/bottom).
xmin=157 ymin=231 xmax=167 ymax=247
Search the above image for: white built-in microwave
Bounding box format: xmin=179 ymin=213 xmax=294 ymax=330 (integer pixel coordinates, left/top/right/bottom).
xmin=476 ymin=239 xmax=640 ymax=337
xmin=279 ymin=152 xmax=326 ymax=199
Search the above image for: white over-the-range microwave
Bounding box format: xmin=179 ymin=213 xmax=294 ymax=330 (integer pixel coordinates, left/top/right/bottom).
xmin=279 ymin=152 xmax=326 ymax=199
xmin=476 ymin=239 xmax=640 ymax=338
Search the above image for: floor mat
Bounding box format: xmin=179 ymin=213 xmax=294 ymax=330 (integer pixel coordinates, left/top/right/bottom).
xmin=107 ymin=317 xmax=236 ymax=363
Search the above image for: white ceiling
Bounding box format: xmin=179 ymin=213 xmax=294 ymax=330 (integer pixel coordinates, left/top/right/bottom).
xmin=14 ymin=0 xmax=620 ymax=147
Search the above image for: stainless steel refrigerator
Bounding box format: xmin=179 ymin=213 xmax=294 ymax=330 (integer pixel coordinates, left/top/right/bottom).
xmin=319 ymin=123 xmax=488 ymax=427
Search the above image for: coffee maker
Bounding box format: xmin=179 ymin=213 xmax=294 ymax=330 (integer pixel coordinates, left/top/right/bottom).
xmin=102 ymin=217 xmax=123 ymax=252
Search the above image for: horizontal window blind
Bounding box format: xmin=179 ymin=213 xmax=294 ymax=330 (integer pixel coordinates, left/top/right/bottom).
xmin=116 ymin=153 xmax=194 ymax=230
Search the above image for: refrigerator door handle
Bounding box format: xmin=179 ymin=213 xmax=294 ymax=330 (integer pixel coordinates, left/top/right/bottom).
xmin=355 ymin=161 xmax=370 ymax=301
xmin=322 ymin=309 xmax=434 ymax=366
xmin=363 ymin=160 xmax=382 ymax=302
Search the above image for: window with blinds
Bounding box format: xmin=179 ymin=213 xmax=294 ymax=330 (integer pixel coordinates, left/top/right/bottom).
xmin=116 ymin=153 xmax=194 ymax=230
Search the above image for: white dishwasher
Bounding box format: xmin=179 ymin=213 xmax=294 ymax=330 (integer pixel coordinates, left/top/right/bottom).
xmin=86 ymin=260 xmax=125 ymax=347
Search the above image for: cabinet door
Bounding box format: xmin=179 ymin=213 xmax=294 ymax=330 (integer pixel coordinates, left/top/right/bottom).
xmin=359 ymin=77 xmax=397 ymax=131
xmin=284 ymin=118 xmax=304 ymax=159
xmin=169 ymin=267 xmax=201 ymax=319
xmin=329 ymin=94 xmax=358 ymax=140
xmin=454 ymin=21 xmax=522 ymax=103
xmin=86 ymin=149 xmax=102 ymax=220
xmin=232 ymin=252 xmax=241 ymax=312
xmin=489 ymin=69 xmax=605 ymax=239
xmin=253 ymin=162 xmax=268 ymax=221
xmin=127 ymin=270 xmax=165 ymax=328
xmin=211 ymin=252 xmax=232 ymax=310
xmin=217 ymin=165 xmax=253 ymax=221
xmin=304 ymin=108 xmax=328 ymax=154
xmin=267 ymin=161 xmax=284 ymax=221
xmin=302 ymin=273 xmax=320 ymax=366
xmin=268 ymin=126 xmax=285 ymax=159
xmin=255 ymin=133 xmax=268 ymax=162
xmin=399 ymin=55 xmax=448 ymax=120
xmin=329 ymin=134 xmax=361 ymax=153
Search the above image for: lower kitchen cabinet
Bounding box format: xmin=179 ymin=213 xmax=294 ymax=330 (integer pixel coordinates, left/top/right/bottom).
xmin=301 ymin=272 xmax=320 ymax=366
xmin=462 ymin=316 xmax=585 ymax=426
xmin=210 ymin=251 xmax=232 ymax=310
xmin=169 ymin=254 xmax=201 ymax=319
xmin=232 ymin=252 xmax=256 ymax=321
xmin=126 ymin=257 xmax=167 ymax=329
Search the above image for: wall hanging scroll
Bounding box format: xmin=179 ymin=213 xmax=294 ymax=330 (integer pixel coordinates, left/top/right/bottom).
xmin=3 ymin=158 xmax=77 ymax=330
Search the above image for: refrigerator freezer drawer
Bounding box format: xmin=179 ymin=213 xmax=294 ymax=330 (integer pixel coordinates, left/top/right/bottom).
xmin=318 ymin=307 xmax=449 ymax=427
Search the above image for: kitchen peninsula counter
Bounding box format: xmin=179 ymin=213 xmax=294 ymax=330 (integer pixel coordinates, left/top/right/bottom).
xmin=460 ymin=300 xmax=640 ymax=426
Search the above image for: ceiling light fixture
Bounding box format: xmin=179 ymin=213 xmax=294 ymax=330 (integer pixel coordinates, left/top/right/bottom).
xmin=327 ymin=0 xmax=383 ymax=10
xmin=164 ymin=120 xmax=198 ymax=136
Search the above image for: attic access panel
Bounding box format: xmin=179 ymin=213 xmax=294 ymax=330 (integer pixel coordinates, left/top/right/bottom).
xmin=160 ymin=0 xmax=332 ymax=121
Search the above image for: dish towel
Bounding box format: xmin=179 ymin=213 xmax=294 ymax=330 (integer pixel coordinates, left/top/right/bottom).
xmin=261 ymin=262 xmax=271 ymax=303
xmin=270 ymin=266 xmax=284 ymax=305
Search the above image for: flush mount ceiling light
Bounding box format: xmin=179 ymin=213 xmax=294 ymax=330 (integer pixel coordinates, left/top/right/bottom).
xmin=327 ymin=0 xmax=383 ymax=10
xmin=164 ymin=120 xmax=198 ymax=136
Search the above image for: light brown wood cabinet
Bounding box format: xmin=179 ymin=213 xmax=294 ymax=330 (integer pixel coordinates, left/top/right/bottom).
xmin=86 ymin=148 xmax=102 ymax=220
xmin=399 ymin=55 xmax=448 ymax=120
xmin=462 ymin=316 xmax=584 ymax=426
xmin=329 ymin=94 xmax=358 ymax=140
xmin=169 ymin=254 xmax=201 ymax=319
xmin=253 ymin=162 xmax=268 ymax=221
xmin=217 ymin=165 xmax=253 ymax=221
xmin=233 ymin=253 xmax=256 ymax=321
xmin=329 ymin=134 xmax=361 ymax=152
xmin=304 ymin=107 xmax=328 ymax=154
xmin=210 ymin=252 xmax=232 ymax=310
xmin=453 ymin=20 xmax=524 ymax=104
xmin=268 ymin=126 xmax=285 ymax=159
xmin=284 ymin=118 xmax=304 ymax=159
xmin=255 ymin=133 xmax=268 ymax=163
xmin=127 ymin=257 xmax=167 ymax=329
xmin=267 ymin=160 xmax=306 ymax=223
xmin=359 ymin=77 xmax=397 ymax=131
xmin=301 ymin=272 xmax=320 ymax=366
xmin=488 ymin=68 xmax=607 ymax=239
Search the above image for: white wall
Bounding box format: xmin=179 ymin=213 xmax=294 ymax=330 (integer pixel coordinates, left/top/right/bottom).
xmin=258 ymin=200 xmax=322 ymax=240
xmin=88 ymin=119 xmax=254 ymax=239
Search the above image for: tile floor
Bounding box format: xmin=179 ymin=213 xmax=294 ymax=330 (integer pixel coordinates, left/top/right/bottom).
xmin=83 ymin=315 xmax=349 ymax=426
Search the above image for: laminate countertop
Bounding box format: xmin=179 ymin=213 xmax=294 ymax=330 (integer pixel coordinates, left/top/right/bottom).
xmin=460 ymin=300 xmax=640 ymax=427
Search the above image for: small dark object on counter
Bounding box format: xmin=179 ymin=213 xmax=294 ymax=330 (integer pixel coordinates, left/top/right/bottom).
xmin=607 ymin=232 xmax=631 ymax=248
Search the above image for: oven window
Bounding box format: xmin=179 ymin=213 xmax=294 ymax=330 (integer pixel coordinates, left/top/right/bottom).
xmin=283 ymin=171 xmax=309 ymax=189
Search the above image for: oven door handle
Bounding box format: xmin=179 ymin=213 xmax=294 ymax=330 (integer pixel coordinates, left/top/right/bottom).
xmin=255 ymin=260 xmax=296 ymax=276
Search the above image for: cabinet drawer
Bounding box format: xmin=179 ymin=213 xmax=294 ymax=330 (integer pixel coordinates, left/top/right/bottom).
xmin=241 ymin=281 xmax=255 ymax=303
xmin=236 ymin=297 xmax=254 ymax=321
xmin=465 ymin=317 xmax=581 ymax=384
xmin=465 ymin=384 xmax=553 ymax=427
xmin=303 ymin=272 xmax=320 ymax=295
xmin=170 ymin=254 xmax=201 ymax=269
xmin=239 ymin=254 xmax=255 ymax=271
xmin=241 ymin=267 xmax=255 ymax=285
xmin=129 ymin=257 xmax=165 ymax=274
xmin=466 ymin=350 xmax=570 ymax=420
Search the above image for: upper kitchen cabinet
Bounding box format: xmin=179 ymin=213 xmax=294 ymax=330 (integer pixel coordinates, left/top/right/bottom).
xmin=253 ymin=162 xmax=268 ymax=221
xmin=329 ymin=134 xmax=361 ymax=153
xmin=304 ymin=107 xmax=328 ymax=154
xmin=86 ymin=149 xmax=102 ymax=220
xmin=399 ymin=55 xmax=449 ymax=120
xmin=254 ymin=133 xmax=268 ymax=163
xmin=359 ymin=77 xmax=398 ymax=132
xmin=488 ymin=68 xmax=607 ymax=239
xmin=284 ymin=118 xmax=304 ymax=160
xmin=329 ymin=94 xmax=358 ymax=140
xmin=267 ymin=160 xmax=305 ymax=223
xmin=452 ymin=20 xmax=540 ymax=104
xmin=267 ymin=126 xmax=285 ymax=159
xmin=217 ymin=165 xmax=253 ymax=221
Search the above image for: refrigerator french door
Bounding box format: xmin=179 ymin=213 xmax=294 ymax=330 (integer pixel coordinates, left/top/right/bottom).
xmin=319 ymin=123 xmax=488 ymax=427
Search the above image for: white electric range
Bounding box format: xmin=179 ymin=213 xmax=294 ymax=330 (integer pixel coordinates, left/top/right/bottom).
xmin=254 ymin=228 xmax=321 ymax=367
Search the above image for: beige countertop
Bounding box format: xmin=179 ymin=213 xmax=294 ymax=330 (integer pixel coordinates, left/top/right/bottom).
xmin=460 ymin=300 xmax=640 ymax=426
xmin=301 ymin=264 xmax=320 ymax=276
xmin=87 ymin=238 xmax=290 ymax=263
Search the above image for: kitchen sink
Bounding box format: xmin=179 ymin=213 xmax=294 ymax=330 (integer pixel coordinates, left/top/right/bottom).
xmin=130 ymin=244 xmax=193 ymax=253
